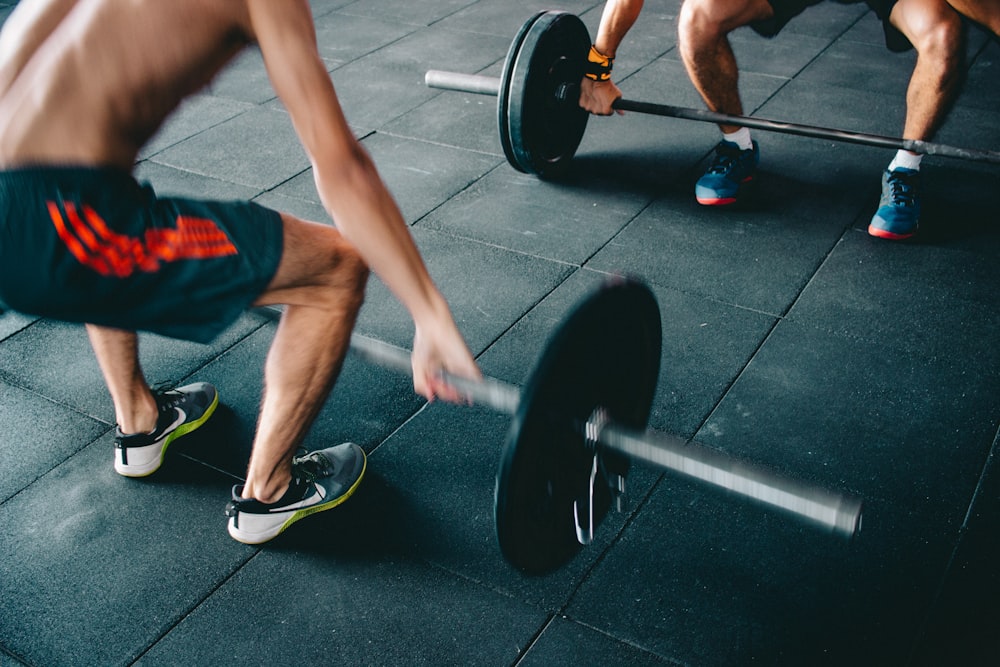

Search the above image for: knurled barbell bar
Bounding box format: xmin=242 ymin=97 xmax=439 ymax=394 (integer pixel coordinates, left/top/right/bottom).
xmin=425 ymin=10 xmax=1000 ymax=178
xmin=338 ymin=278 xmax=862 ymax=574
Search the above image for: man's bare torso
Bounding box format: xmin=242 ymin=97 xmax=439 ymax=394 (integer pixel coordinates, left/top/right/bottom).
xmin=0 ymin=0 xmax=256 ymax=169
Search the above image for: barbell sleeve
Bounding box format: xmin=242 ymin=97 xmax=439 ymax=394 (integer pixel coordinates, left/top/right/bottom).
xmin=425 ymin=69 xmax=1000 ymax=165
xmin=350 ymin=333 xmax=861 ymax=538
xmin=425 ymin=70 xmax=501 ymax=97
xmin=597 ymin=422 xmax=862 ymax=537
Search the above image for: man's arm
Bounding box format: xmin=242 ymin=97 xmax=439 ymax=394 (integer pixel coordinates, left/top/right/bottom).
xmin=580 ymin=0 xmax=645 ymax=115
xmin=247 ymin=0 xmax=479 ymax=399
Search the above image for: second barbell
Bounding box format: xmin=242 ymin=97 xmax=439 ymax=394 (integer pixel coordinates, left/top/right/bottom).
xmin=425 ymin=10 xmax=1000 ymax=178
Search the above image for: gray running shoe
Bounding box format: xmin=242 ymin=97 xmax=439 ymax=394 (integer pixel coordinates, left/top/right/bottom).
xmin=225 ymin=443 xmax=367 ymax=544
xmin=114 ymin=382 xmax=218 ymax=477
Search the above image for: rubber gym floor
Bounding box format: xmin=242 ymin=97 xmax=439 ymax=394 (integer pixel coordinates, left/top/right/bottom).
xmin=1 ymin=1 xmax=998 ymax=665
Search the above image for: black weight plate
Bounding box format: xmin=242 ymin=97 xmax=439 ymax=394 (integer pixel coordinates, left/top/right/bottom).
xmin=503 ymin=11 xmax=590 ymax=178
xmin=495 ymin=278 xmax=662 ymax=574
xmin=498 ymin=11 xmax=546 ymax=173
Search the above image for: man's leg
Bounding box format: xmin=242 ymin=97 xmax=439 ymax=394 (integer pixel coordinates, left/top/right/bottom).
xmin=230 ymin=213 xmax=368 ymax=517
xmin=944 ymin=0 xmax=1000 ymax=35
xmin=870 ymin=0 xmax=964 ymax=239
xmin=677 ymin=0 xmax=774 ymax=205
xmin=678 ymin=0 xmax=774 ymax=128
xmin=87 ymin=325 xmax=158 ymax=434
xmin=87 ymin=325 xmax=219 ymax=476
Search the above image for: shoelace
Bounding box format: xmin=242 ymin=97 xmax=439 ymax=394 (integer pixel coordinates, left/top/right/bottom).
xmin=292 ymin=450 xmax=337 ymax=483
xmin=886 ymin=171 xmax=918 ymax=207
xmin=707 ymin=144 xmax=747 ymax=175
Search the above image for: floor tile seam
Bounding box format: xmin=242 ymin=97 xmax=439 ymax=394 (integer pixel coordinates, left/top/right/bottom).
xmin=127 ymin=550 xmax=263 ymax=666
xmin=510 ymin=614 xmax=558 ymax=667
xmin=143 ymin=155 xmax=277 ymax=193
xmin=546 ymin=616 xmax=690 ymax=667
xmin=907 ymin=426 xmax=1000 ymax=661
xmin=0 ymin=642 xmax=31 ymax=667
xmin=559 ymin=468 xmax=669 ymax=617
xmin=415 ymin=220 xmax=585 ymax=269
xmin=138 ymin=101 xmax=260 ymax=163
xmin=0 ymin=419 xmax=112 ymax=508
xmin=374 ymin=128 xmax=506 ymax=163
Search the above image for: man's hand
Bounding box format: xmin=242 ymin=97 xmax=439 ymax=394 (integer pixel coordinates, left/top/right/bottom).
xmin=579 ymin=77 xmax=624 ymax=116
xmin=410 ymin=310 xmax=482 ymax=404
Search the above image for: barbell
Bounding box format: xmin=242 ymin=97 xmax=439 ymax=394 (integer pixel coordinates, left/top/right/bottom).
xmin=425 ymin=10 xmax=1000 ymax=178
xmin=342 ymin=278 xmax=862 ymax=574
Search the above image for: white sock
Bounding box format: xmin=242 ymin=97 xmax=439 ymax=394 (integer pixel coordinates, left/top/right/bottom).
xmin=723 ymin=127 xmax=753 ymax=151
xmin=888 ymin=150 xmax=922 ymax=172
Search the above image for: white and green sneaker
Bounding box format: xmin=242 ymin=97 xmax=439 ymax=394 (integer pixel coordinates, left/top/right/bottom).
xmin=114 ymin=382 xmax=218 ymax=477
xmin=225 ymin=443 xmax=367 ymax=544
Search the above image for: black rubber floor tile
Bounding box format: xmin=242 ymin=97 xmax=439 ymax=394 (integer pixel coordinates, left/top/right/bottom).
xmin=795 ymin=39 xmax=915 ymax=98
xmin=362 ymin=401 xmax=662 ymax=610
xmin=586 ymin=177 xmax=856 ymax=315
xmin=337 ymin=0 xmax=484 ymax=27
xmin=329 ymin=26 xmax=511 ymax=129
xmin=417 ymin=166 xmax=652 ymax=265
xmin=698 ymin=320 xmax=998 ymax=509
xmin=150 ymin=107 xmax=309 ymax=189
xmin=437 ymin=0 xmax=603 ymax=39
xmin=568 ymin=468 xmax=956 ymax=665
xmin=789 ymin=230 xmax=1000 ymax=347
xmin=0 ymin=315 xmax=267 ymax=425
xmin=912 ymin=433 xmax=1000 ymax=665
xmin=384 ymin=61 xmax=508 ymax=156
xmin=518 ymin=616 xmax=675 ymax=666
xmin=312 ymin=10 xmax=419 ymax=67
xmin=271 ymin=134 xmax=502 ymax=223
xmin=475 ymin=269 xmax=776 ymax=439
xmin=772 ymin=0 xmax=870 ymax=39
xmin=0 ymin=382 xmax=108 ymax=503
xmin=133 ymin=161 xmax=262 ymax=201
xmin=758 ymin=79 xmax=908 ymax=139
xmin=204 ymin=47 xmax=277 ymax=105
xmin=137 ymin=546 xmax=547 ymax=666
xmin=0 ymin=434 xmax=250 ymax=667
xmin=0 ymin=310 xmax=36 ymax=342
xmin=352 ymin=227 xmax=575 ymax=353
xmin=138 ymin=93 xmax=254 ymax=161
xmin=309 ymin=0 xmax=357 ymax=19
xmin=729 ymin=28 xmax=835 ymax=79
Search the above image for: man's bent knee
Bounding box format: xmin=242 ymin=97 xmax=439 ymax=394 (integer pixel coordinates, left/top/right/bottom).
xmin=258 ymin=213 xmax=370 ymax=310
xmin=679 ymin=0 xmax=773 ymax=40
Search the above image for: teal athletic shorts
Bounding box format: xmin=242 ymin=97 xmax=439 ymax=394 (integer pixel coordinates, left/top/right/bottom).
xmin=0 ymin=166 xmax=283 ymax=343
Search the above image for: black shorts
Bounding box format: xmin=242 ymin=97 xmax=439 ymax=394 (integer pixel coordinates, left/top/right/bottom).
xmin=752 ymin=0 xmax=911 ymax=52
xmin=0 ymin=166 xmax=283 ymax=343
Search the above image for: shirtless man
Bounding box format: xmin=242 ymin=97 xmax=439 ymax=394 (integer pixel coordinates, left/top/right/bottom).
xmin=0 ymin=0 xmax=481 ymax=544
xmin=580 ymin=0 xmax=1000 ymax=241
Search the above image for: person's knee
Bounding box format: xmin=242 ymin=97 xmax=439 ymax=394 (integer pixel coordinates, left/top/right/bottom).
xmin=325 ymin=240 xmax=369 ymax=310
xmin=678 ymin=0 xmax=769 ymax=49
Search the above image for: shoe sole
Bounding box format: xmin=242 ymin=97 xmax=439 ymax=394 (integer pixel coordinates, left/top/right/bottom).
xmin=868 ymin=223 xmax=917 ymax=241
xmin=228 ymin=452 xmax=367 ymax=545
xmin=114 ymin=390 xmax=220 ymax=478
xmin=696 ymin=176 xmax=754 ymax=207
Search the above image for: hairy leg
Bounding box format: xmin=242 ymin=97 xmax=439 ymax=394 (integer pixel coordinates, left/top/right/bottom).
xmin=86 ymin=325 xmax=158 ymax=434
xmin=241 ymin=213 xmax=370 ymax=503
xmin=892 ymin=0 xmax=965 ymax=144
xmin=677 ymin=0 xmax=774 ymax=133
xmin=944 ymin=0 xmax=1000 ymax=35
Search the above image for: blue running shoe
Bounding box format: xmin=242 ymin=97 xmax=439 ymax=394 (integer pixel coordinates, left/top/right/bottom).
xmin=869 ymin=167 xmax=920 ymax=240
xmin=695 ymin=140 xmax=759 ymax=206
